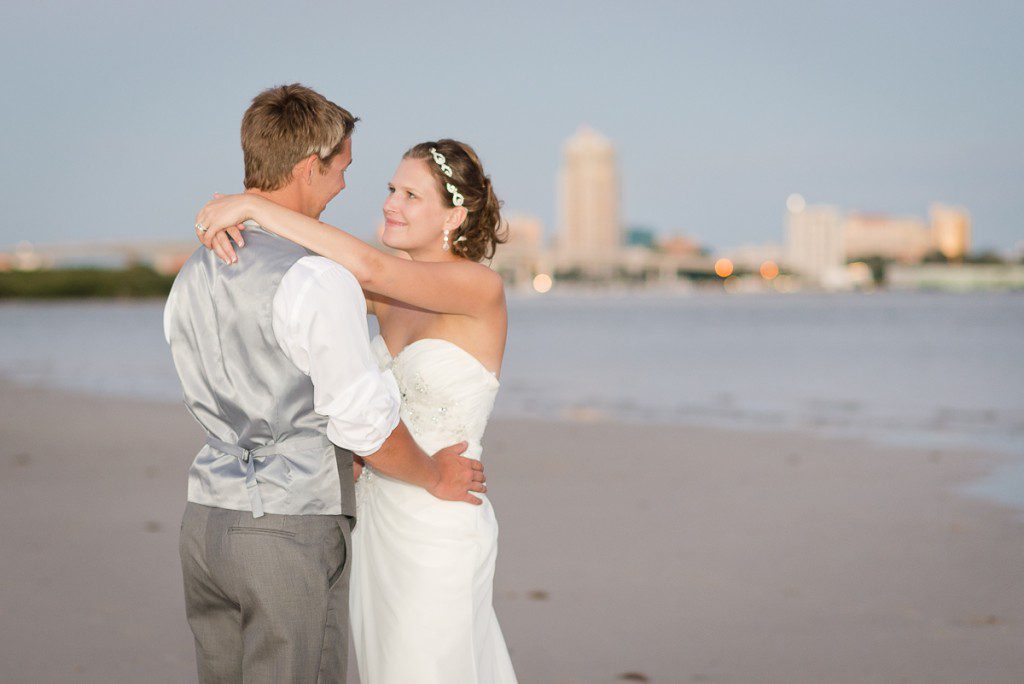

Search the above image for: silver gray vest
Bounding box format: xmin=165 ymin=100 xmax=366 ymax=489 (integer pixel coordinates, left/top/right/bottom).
xmin=166 ymin=224 xmax=357 ymax=518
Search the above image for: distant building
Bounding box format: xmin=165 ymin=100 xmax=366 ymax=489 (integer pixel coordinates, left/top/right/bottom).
xmin=888 ymin=263 xmax=1024 ymax=291
xmin=930 ymin=203 xmax=971 ymax=260
xmin=625 ymin=226 xmax=656 ymax=249
xmin=657 ymin=234 xmax=702 ymax=256
xmin=785 ymin=197 xmax=845 ymax=287
xmin=490 ymin=214 xmax=546 ymax=286
xmin=722 ymin=243 xmax=786 ymax=272
xmin=557 ymin=125 xmax=621 ymax=267
xmin=503 ymin=215 xmax=543 ymax=251
xmin=10 ymin=241 xmax=51 ymax=271
xmin=153 ymin=251 xmax=192 ymax=276
xmin=843 ymin=213 xmax=932 ymax=263
xmin=0 ymin=239 xmax=195 ymax=273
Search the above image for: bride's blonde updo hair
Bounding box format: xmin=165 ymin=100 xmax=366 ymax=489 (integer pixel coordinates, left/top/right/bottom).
xmin=404 ymin=139 xmax=507 ymax=262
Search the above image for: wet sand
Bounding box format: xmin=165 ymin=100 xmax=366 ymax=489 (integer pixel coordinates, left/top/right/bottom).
xmin=1 ymin=379 xmax=1022 ymax=683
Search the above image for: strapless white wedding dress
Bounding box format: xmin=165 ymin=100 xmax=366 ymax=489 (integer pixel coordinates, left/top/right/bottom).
xmin=350 ymin=335 xmax=517 ymax=683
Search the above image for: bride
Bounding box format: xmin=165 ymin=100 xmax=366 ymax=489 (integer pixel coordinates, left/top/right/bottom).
xmin=195 ymin=139 xmax=518 ymax=683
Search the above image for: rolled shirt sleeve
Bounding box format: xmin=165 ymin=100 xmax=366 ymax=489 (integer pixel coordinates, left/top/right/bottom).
xmin=272 ymin=256 xmax=401 ymax=457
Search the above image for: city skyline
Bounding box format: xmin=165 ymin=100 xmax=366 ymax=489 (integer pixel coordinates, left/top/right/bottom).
xmin=1 ymin=2 xmax=1021 ymax=253
xmin=1 ymin=123 xmax=1003 ymax=267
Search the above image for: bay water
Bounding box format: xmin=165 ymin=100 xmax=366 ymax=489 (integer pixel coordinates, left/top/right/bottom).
xmin=1 ymin=292 xmax=1021 ymax=465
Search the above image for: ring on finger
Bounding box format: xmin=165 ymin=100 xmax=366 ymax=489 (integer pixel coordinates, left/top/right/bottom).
xmin=195 ymin=222 xmax=207 ymax=234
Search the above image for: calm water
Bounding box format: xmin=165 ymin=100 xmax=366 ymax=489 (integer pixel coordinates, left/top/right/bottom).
xmin=1 ymin=292 xmax=1022 ymax=462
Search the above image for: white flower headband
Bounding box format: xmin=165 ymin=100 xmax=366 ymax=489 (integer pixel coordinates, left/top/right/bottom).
xmin=429 ymin=148 xmax=465 ymax=207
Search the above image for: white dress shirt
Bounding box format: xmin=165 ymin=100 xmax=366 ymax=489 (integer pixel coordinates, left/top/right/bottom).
xmin=271 ymin=256 xmax=400 ymax=456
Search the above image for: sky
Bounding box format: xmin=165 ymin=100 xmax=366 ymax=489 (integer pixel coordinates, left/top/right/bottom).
xmin=1 ymin=0 xmax=1022 ymax=252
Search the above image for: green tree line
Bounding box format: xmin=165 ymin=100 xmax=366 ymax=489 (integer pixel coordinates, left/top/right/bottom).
xmin=0 ymin=266 xmax=175 ymax=299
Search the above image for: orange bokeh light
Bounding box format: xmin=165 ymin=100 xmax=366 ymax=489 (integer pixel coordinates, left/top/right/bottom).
xmin=714 ymin=258 xmax=734 ymax=278
xmin=759 ymin=260 xmax=779 ymax=280
xmin=532 ymin=273 xmax=553 ymax=293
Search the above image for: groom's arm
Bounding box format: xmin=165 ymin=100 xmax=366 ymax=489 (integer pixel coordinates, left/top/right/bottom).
xmin=359 ymin=420 xmax=476 ymax=498
xmin=272 ymin=256 xmax=485 ymax=504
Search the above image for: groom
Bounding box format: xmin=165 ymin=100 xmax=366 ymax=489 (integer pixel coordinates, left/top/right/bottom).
xmin=164 ymin=83 xmax=485 ymax=682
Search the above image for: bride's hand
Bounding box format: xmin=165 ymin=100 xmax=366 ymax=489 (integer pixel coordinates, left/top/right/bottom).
xmin=194 ymin=193 xmax=253 ymax=264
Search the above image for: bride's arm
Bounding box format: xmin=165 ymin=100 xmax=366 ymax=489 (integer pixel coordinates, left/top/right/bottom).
xmin=197 ymin=194 xmax=502 ymax=316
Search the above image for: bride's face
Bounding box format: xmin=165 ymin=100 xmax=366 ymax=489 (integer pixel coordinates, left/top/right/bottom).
xmin=381 ymin=157 xmax=453 ymax=255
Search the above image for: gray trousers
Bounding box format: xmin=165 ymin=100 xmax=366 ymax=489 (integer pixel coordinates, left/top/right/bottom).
xmin=180 ymin=502 xmax=353 ymax=683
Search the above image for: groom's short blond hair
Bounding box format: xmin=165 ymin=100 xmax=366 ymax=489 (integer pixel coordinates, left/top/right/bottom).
xmin=241 ymin=84 xmax=358 ymax=191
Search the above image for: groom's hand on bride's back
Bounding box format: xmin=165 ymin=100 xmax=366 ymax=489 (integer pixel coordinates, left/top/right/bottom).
xmin=429 ymin=442 xmax=487 ymax=505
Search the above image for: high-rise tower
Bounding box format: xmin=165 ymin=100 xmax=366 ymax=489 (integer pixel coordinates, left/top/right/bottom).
xmin=558 ymin=125 xmax=621 ymax=262
xmin=929 ymin=203 xmax=972 ymax=260
xmin=785 ymin=194 xmax=845 ymax=286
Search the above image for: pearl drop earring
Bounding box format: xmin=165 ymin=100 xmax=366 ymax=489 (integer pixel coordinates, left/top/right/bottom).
xmin=442 ymin=229 xmax=450 ymax=251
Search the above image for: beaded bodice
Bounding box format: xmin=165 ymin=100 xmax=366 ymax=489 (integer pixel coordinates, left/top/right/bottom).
xmin=370 ymin=335 xmax=499 ymax=458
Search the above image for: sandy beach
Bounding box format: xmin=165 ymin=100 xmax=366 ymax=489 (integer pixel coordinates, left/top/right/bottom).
xmin=1 ymin=379 xmax=1022 ymax=683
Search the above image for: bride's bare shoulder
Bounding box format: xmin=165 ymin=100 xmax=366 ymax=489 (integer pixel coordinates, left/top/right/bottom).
xmin=458 ymin=260 xmax=504 ymax=297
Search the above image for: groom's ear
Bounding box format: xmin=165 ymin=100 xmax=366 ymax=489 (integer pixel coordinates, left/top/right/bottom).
xmin=293 ymin=154 xmax=319 ymax=185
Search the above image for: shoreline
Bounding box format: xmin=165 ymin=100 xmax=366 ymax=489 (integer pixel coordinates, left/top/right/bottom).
xmin=2 ymin=379 xmax=1023 ymax=682
xmin=3 ymin=373 xmax=1023 ymax=513
xmin=3 ymin=367 xmax=1023 ymax=466
xmin=2 ymin=288 xmax=1023 ymax=303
